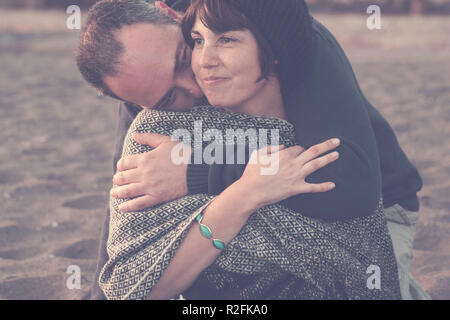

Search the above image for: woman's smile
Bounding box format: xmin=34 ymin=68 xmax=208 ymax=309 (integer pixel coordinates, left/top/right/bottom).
xmin=201 ymin=76 xmax=230 ymax=87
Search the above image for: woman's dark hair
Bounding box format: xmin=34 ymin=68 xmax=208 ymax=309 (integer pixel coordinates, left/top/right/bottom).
xmin=181 ymin=0 xmax=278 ymax=82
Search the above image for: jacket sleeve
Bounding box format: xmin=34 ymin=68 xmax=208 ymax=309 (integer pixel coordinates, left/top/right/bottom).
xmin=187 ymin=144 xmax=247 ymax=195
xmin=279 ymin=18 xmax=382 ymax=220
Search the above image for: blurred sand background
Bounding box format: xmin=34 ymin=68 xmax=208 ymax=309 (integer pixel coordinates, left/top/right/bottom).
xmin=0 ymin=4 xmax=449 ymax=299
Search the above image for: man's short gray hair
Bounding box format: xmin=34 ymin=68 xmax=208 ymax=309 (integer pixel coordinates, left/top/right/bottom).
xmin=76 ymin=0 xmax=177 ymax=100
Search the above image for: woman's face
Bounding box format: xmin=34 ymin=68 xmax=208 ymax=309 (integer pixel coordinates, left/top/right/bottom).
xmin=190 ymin=17 xmax=269 ymax=112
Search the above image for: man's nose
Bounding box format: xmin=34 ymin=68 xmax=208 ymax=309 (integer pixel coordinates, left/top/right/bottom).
xmin=176 ymin=67 xmax=203 ymax=98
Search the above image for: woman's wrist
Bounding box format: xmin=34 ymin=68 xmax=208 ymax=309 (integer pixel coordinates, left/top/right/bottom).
xmin=229 ymin=178 xmax=265 ymax=215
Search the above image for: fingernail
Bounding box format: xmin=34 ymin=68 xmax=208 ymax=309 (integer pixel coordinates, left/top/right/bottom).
xmin=110 ymin=189 xmax=117 ymax=198
xmin=332 ymin=138 xmax=340 ymax=145
xmin=328 ymin=183 xmax=335 ymax=189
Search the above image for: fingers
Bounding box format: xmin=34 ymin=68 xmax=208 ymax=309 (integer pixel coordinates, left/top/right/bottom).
xmin=133 ymin=132 xmax=170 ymax=148
xmin=116 ymin=154 xmax=139 ymax=172
xmin=260 ymin=144 xmax=285 ymax=155
xmin=250 ymin=145 xmax=285 ymax=164
xmin=110 ymin=183 xmax=145 ymax=200
xmin=296 ymin=138 xmax=340 ymax=165
xmin=117 ymin=133 xmax=171 ymax=171
xmin=301 ymin=151 xmax=339 ymax=177
xmin=293 ymin=138 xmax=340 ymax=195
xmin=300 ymin=182 xmax=336 ymax=194
xmin=113 ymin=169 xmax=141 ymax=186
xmin=284 ymin=145 xmax=305 ymax=157
xmin=118 ymin=195 xmax=159 ymax=213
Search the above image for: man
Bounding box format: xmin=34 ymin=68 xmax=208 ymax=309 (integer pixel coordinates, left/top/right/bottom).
xmin=77 ymin=0 xmax=429 ymax=299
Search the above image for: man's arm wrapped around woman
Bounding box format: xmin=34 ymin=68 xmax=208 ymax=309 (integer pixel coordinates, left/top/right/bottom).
xmin=99 ymin=106 xmax=401 ymax=300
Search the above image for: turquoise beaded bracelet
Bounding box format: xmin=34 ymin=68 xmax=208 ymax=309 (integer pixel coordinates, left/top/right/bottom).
xmin=195 ymin=211 xmax=226 ymax=250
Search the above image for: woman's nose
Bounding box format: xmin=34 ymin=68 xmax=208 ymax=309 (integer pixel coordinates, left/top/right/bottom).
xmin=198 ymin=44 xmax=219 ymax=69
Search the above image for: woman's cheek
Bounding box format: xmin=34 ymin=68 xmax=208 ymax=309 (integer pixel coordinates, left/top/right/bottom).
xmin=191 ymin=50 xmax=201 ymax=79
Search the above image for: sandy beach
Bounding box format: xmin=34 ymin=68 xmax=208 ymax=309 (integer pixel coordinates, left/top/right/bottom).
xmin=0 ymin=9 xmax=448 ymax=299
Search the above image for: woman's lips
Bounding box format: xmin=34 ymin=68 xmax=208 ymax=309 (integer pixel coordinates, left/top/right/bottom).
xmin=201 ymin=77 xmax=229 ymax=87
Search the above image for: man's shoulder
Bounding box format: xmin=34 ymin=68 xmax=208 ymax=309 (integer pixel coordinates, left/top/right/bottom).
xmin=294 ymin=17 xmax=356 ymax=93
xmin=286 ymin=16 xmax=367 ymax=112
xmin=311 ymin=17 xmax=338 ymax=45
xmin=310 ymin=16 xmax=353 ymax=64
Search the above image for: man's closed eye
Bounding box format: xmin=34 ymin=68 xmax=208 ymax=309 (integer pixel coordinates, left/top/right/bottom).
xmin=176 ymin=46 xmax=189 ymax=73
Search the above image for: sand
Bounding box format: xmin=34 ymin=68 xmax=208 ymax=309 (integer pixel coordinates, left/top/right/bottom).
xmin=0 ymin=9 xmax=448 ymax=300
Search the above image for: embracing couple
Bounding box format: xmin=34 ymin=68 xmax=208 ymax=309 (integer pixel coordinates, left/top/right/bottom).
xmin=77 ymin=0 xmax=430 ymax=300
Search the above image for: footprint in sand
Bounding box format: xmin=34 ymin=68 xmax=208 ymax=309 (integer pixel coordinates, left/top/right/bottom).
xmin=12 ymin=183 xmax=76 ymax=199
xmin=21 ymin=146 xmax=54 ymax=156
xmin=54 ymin=239 xmax=98 ymax=260
xmin=0 ymin=275 xmax=62 ymax=300
xmin=414 ymin=223 xmax=448 ymax=252
xmin=0 ymin=170 xmax=25 ymax=185
xmin=62 ymin=195 xmax=108 ymax=210
xmin=0 ymin=247 xmax=41 ymax=260
xmin=36 ymin=173 xmax=66 ymax=182
xmin=0 ymin=225 xmax=31 ymax=247
xmin=420 ymin=194 xmax=450 ymax=211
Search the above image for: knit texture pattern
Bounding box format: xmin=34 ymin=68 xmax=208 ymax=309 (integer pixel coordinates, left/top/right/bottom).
xmin=98 ymin=106 xmax=401 ymax=300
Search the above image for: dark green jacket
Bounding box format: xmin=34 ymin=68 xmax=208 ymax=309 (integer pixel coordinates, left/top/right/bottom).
xmin=186 ymin=18 xmax=422 ymax=220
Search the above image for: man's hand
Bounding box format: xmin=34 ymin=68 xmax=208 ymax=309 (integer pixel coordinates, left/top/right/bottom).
xmin=110 ymin=133 xmax=191 ymax=212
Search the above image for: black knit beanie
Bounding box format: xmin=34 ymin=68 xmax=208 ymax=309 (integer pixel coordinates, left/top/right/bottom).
xmin=230 ymin=0 xmax=316 ymax=98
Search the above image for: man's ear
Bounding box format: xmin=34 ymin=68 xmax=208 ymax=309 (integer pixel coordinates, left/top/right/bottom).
xmin=155 ymin=1 xmax=183 ymax=23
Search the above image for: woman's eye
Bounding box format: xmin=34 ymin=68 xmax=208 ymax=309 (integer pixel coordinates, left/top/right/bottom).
xmin=192 ymin=38 xmax=203 ymax=46
xmin=220 ymin=37 xmax=235 ymax=44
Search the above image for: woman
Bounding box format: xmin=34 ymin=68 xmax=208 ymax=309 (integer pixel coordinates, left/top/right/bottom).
xmin=99 ymin=0 xmax=401 ymax=300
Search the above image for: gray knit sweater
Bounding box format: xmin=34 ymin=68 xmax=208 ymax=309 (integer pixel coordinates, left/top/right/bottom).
xmin=99 ymin=106 xmax=401 ymax=300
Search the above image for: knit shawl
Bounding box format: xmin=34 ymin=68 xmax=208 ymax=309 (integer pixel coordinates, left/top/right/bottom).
xmin=99 ymin=106 xmax=401 ymax=300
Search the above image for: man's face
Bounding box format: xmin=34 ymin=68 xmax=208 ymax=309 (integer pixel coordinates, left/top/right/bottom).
xmin=104 ymin=23 xmax=204 ymax=111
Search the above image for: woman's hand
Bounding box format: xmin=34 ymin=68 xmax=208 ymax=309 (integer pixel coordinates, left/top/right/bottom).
xmin=238 ymin=138 xmax=341 ymax=211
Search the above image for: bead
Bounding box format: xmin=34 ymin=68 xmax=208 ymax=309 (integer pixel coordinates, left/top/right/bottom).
xmin=199 ymin=224 xmax=212 ymax=239
xmin=196 ymin=210 xmax=225 ymax=250
xmin=213 ymin=239 xmax=225 ymax=250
